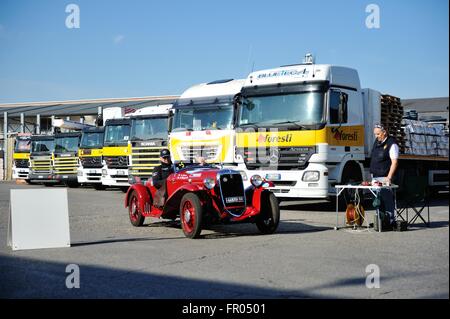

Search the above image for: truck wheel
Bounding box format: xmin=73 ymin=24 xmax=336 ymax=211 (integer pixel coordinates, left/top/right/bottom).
xmin=180 ymin=193 xmax=203 ymax=239
xmin=25 ymin=179 xmax=33 ymax=185
xmin=94 ymin=184 xmax=106 ymax=190
xmin=66 ymin=182 xmax=79 ymax=188
xmin=128 ymin=190 xmax=145 ymax=227
xmin=256 ymin=192 xmax=280 ymax=234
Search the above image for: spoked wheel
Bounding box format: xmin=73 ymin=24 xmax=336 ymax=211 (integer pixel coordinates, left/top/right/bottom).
xmin=128 ymin=191 xmax=145 ymax=226
xmin=256 ymin=191 xmax=280 ymax=234
xmin=180 ymin=193 xmax=203 ymax=239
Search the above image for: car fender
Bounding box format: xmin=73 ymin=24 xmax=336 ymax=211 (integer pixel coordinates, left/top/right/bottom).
xmin=124 ymin=183 xmax=151 ymax=214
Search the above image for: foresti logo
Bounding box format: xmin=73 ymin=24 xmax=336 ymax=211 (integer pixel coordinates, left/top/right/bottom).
xmin=258 ymin=133 xmax=293 ymax=144
xmin=331 ymin=127 xmax=358 ymax=141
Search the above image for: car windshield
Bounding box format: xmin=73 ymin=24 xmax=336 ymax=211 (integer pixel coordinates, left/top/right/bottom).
xmin=55 ymin=137 xmax=79 ymax=153
xmin=238 ymin=92 xmax=325 ymax=127
xmin=15 ymin=139 xmax=31 ymax=152
xmin=104 ymin=124 xmax=131 ymax=145
xmin=172 ymin=104 xmax=233 ymax=132
xmin=80 ymin=132 xmax=104 ymax=148
xmin=131 ymin=117 xmax=168 ymax=141
xmin=31 ymin=139 xmax=54 ymax=153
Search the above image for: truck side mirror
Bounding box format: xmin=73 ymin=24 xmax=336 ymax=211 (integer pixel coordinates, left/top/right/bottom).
xmin=338 ymin=92 xmax=348 ymax=124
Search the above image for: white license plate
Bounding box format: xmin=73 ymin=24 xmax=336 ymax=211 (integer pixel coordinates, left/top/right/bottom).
xmin=225 ymin=196 xmax=244 ymax=204
xmin=63 ymin=176 xmax=68 ymax=179
xmin=265 ymin=173 xmax=281 ymax=181
xmin=89 ymin=170 xmax=97 ymax=174
xmin=19 ymin=170 xmax=27 ymax=173
xmin=116 ymin=170 xmax=126 ymax=176
xmin=38 ymin=175 xmax=43 ymax=179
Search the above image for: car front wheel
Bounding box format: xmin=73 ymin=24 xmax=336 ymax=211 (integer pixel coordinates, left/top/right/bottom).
xmin=256 ymin=191 xmax=280 ymax=234
xmin=180 ymin=193 xmax=203 ymax=239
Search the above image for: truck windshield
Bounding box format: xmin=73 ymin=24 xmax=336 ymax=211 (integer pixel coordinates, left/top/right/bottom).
xmin=239 ymin=92 xmax=325 ymax=127
xmin=131 ymin=117 xmax=168 ymax=141
xmin=31 ymin=140 xmax=54 ymax=153
xmin=15 ymin=139 xmax=31 ymax=152
xmin=80 ymin=132 xmax=104 ymax=148
xmin=172 ymin=105 xmax=233 ymax=132
xmin=55 ymin=137 xmax=79 ymax=153
xmin=104 ymin=124 xmax=130 ymax=146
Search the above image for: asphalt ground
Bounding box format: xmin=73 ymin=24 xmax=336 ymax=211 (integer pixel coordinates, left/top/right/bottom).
xmin=0 ymin=181 xmax=448 ymax=299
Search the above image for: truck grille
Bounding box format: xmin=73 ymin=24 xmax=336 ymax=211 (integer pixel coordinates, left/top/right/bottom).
xmin=237 ymin=146 xmax=315 ymax=170
xmin=15 ymin=159 xmax=29 ymax=168
xmin=217 ymin=172 xmax=245 ymax=216
xmin=105 ymin=156 xmax=128 ymax=169
xmin=54 ymin=155 xmax=78 ymax=175
xmin=180 ymin=145 xmax=220 ymax=162
xmin=130 ymin=146 xmax=163 ymax=177
xmin=30 ymin=156 xmax=52 ymax=174
xmin=80 ymin=156 xmax=103 ymax=168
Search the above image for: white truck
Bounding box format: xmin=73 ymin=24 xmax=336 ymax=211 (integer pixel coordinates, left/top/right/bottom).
xmin=101 ymin=107 xmax=131 ymax=191
xmin=170 ymin=79 xmax=245 ymax=168
xmin=235 ymin=55 xmax=449 ymax=200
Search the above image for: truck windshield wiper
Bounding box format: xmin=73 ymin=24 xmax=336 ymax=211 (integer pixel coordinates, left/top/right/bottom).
xmin=272 ymin=121 xmax=311 ymax=130
xmin=238 ymin=122 xmax=261 ymax=129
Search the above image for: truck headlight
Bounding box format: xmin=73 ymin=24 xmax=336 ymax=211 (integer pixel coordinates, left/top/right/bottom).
xmin=250 ymin=174 xmax=263 ymax=187
xmin=203 ymin=178 xmax=216 ymax=189
xmin=302 ymin=171 xmax=320 ymax=182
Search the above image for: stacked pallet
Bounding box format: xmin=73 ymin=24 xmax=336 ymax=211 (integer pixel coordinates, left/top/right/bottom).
xmin=402 ymin=119 xmax=449 ymax=157
xmin=380 ymin=94 xmax=406 ymax=152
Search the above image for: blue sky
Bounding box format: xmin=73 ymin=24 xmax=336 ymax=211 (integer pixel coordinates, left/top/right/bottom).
xmin=0 ymin=0 xmax=448 ymax=103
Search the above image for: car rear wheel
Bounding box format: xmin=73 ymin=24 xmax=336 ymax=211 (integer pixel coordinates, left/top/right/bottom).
xmin=256 ymin=191 xmax=280 ymax=234
xmin=180 ymin=193 xmax=203 ymax=239
xmin=128 ymin=190 xmax=145 ymax=227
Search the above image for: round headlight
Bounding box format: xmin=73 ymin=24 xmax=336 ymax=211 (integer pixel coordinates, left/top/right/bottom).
xmin=203 ymin=178 xmax=216 ymax=189
xmin=250 ymin=174 xmax=263 ymax=187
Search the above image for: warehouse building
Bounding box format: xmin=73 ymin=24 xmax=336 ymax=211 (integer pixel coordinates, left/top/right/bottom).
xmin=0 ymin=95 xmax=178 ymax=179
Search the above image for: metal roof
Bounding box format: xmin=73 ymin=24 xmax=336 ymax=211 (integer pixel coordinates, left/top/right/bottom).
xmin=0 ymin=96 xmax=179 ymax=117
xmin=401 ymin=97 xmax=449 ymax=113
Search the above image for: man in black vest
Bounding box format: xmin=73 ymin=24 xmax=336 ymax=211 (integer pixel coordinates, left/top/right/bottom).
xmin=370 ymin=124 xmax=399 ymax=227
xmin=152 ymin=149 xmax=174 ymax=208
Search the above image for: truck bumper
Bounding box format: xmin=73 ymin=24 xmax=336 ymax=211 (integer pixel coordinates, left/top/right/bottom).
xmin=242 ymin=163 xmax=329 ymax=199
xmin=54 ymin=174 xmax=78 ymax=183
xmin=102 ymin=168 xmax=130 ymax=186
xmin=28 ymin=173 xmax=57 ymax=183
xmin=13 ymin=167 xmax=29 ymax=179
xmin=77 ymin=168 xmax=102 ymax=184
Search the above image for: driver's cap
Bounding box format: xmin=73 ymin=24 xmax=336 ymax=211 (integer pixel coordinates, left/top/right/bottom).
xmin=160 ymin=149 xmax=171 ymax=158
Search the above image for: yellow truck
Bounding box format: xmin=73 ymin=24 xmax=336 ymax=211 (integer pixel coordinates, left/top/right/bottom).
xmin=12 ymin=134 xmax=32 ymax=182
xmin=77 ymin=127 xmax=105 ymax=190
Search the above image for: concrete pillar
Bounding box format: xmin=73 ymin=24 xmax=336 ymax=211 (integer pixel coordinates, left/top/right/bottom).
xmin=3 ymin=112 xmax=7 ymax=180
xmin=20 ymin=113 xmax=25 ymax=133
xmin=36 ymin=114 xmax=41 ymax=134
xmin=51 ymin=115 xmax=55 ymax=134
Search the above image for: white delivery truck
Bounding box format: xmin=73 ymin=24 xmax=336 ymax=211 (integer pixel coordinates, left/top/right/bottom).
xmin=235 ymin=55 xmax=449 ymax=200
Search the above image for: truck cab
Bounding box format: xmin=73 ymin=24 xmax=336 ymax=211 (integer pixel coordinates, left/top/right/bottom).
xmin=28 ymin=135 xmax=56 ymax=185
xmin=12 ymin=134 xmax=32 ymax=182
xmin=78 ymin=127 xmax=105 ymax=189
xmin=102 ymin=118 xmax=131 ymax=190
xmin=53 ymin=132 xmax=82 ymax=187
xmin=170 ymin=79 xmax=245 ymax=169
xmin=128 ymin=104 xmax=173 ymax=184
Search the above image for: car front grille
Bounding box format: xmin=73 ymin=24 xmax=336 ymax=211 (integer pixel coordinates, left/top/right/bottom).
xmin=217 ymin=172 xmax=245 ymax=216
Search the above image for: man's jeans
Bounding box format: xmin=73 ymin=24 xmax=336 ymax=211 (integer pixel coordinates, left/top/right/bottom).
xmin=372 ymin=177 xmax=396 ymax=224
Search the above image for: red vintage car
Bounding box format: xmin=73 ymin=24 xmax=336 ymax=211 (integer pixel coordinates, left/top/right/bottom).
xmin=124 ymin=164 xmax=280 ymax=238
